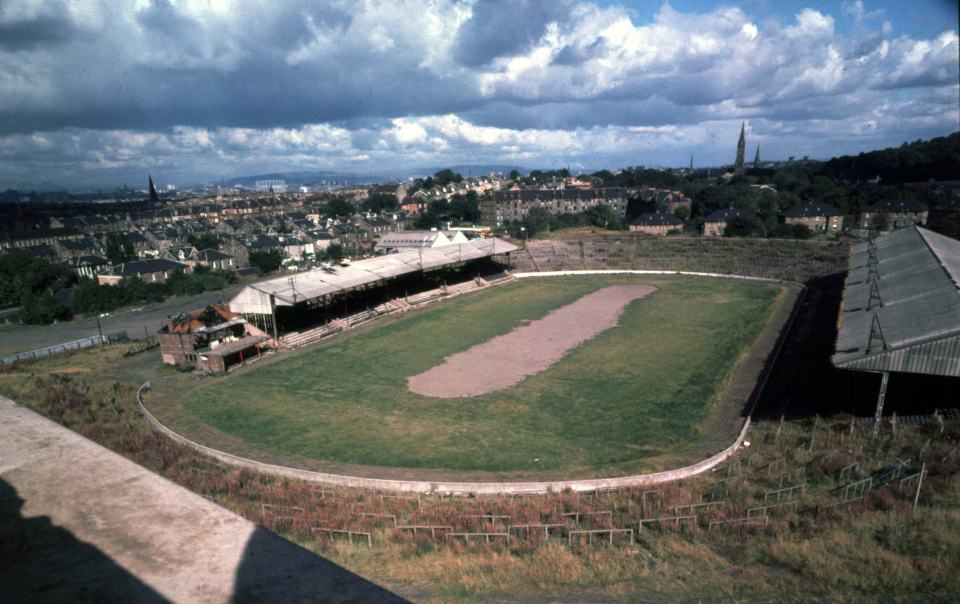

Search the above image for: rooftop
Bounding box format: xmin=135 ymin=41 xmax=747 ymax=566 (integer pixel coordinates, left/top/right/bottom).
xmin=833 ymin=226 xmax=960 ymax=377
xmin=630 ymin=212 xmax=683 ymax=226
xmin=230 ymin=237 xmax=517 ymax=314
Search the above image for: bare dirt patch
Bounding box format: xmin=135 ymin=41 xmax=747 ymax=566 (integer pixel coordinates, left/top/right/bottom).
xmin=407 ymin=284 xmax=656 ymax=397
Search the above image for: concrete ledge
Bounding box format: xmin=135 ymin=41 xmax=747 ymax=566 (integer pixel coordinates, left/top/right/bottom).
xmin=0 ymin=395 xmax=404 ymax=602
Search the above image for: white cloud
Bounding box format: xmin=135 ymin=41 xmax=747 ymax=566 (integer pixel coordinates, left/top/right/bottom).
xmin=0 ymin=0 xmax=956 ymax=187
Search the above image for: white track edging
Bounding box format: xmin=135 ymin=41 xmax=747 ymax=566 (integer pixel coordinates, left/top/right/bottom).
xmin=138 ymin=270 xmax=803 ymax=495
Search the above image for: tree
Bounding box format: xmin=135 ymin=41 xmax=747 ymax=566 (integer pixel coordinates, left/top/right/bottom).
xmin=583 ymin=205 xmax=623 ymax=229
xmin=323 ymin=196 xmax=355 ymax=218
xmin=928 ymin=213 xmax=960 ymax=239
xmin=448 ymin=192 xmax=480 ymax=223
xmin=0 ymin=252 xmax=74 ymax=310
xmin=415 ymin=200 xmax=450 ymax=229
xmin=19 ymin=291 xmax=70 ymax=325
xmin=509 ymin=169 xmax=520 ymax=180
xmin=361 ymin=193 xmax=398 ymax=213
xmin=187 ymin=233 xmax=220 ymax=250
xmin=724 ymin=215 xmax=760 ymax=237
xmin=105 ymin=232 xmax=136 ymax=264
xmin=322 ymin=244 xmax=345 ymax=260
xmin=522 ymin=207 xmax=554 ymax=237
xmin=248 ymin=250 xmax=283 ymax=274
xmin=433 ymin=169 xmax=462 ymax=186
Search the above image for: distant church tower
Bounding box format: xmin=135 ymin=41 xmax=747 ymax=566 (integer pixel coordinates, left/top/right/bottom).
xmin=753 ymin=145 xmax=760 ymax=169
xmin=148 ymin=174 xmax=159 ymax=203
xmin=734 ymin=122 xmax=746 ymax=175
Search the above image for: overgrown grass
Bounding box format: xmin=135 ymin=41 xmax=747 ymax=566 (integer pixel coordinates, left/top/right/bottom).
xmin=1 ymin=347 xmax=957 ymax=603
xmin=178 ymin=275 xmax=783 ymax=475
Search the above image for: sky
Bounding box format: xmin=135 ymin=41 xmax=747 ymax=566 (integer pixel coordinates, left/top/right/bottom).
xmin=0 ymin=0 xmax=957 ymax=189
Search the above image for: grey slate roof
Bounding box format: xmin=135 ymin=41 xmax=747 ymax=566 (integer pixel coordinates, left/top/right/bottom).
xmin=194 ymin=249 xmax=233 ymax=262
xmin=705 ymin=208 xmax=756 ymax=222
xmin=833 ymin=226 xmax=960 ymax=376
xmin=110 ymin=258 xmax=187 ymax=278
xmin=781 ymin=203 xmax=843 ymax=218
xmin=68 ymin=255 xmax=108 ymax=268
xmin=866 ymin=199 xmax=928 ymax=213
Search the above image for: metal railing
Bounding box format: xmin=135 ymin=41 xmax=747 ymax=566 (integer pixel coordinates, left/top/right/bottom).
xmin=0 ymin=332 xmax=128 ymax=366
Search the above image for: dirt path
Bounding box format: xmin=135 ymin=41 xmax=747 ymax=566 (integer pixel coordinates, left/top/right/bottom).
xmin=408 ymin=284 xmax=655 ymax=397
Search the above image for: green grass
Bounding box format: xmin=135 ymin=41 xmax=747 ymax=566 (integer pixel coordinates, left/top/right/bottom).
xmin=180 ymin=275 xmax=784 ymax=474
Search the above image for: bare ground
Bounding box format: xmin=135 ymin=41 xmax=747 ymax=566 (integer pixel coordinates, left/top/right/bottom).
xmin=407 ymin=284 xmax=656 ymax=397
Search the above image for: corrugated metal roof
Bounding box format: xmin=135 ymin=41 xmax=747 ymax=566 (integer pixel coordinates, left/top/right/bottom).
xmin=833 ymin=226 xmax=960 ymax=376
xmin=229 ymin=237 xmax=518 ymax=314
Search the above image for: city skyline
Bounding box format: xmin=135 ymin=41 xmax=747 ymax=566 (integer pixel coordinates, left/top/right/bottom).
xmin=0 ymin=0 xmax=957 ymax=189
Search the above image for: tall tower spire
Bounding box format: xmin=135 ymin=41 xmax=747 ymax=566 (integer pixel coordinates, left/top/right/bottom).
xmin=753 ymin=145 xmax=760 ymax=170
xmin=148 ymin=174 xmax=159 ymax=203
xmin=734 ymin=122 xmax=746 ymax=175
xmin=689 ymin=154 xmax=694 ymax=170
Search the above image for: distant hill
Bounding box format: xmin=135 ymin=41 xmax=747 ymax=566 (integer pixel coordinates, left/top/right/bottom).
xmin=822 ymin=132 xmax=960 ymax=184
xmin=412 ymin=165 xmax=528 ymax=178
xmin=223 ymin=165 xmax=529 ymax=188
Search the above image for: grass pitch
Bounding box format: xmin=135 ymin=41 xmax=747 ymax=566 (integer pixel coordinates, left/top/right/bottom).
xmin=179 ymin=275 xmax=786 ymax=476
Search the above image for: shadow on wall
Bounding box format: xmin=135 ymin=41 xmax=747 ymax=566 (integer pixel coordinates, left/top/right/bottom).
xmin=232 ymin=526 xmax=409 ymax=603
xmin=1 ymin=475 xmax=407 ymax=602
xmin=0 ymin=477 xmax=168 ymax=602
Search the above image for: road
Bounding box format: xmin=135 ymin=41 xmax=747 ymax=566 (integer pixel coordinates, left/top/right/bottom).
xmin=0 ymin=283 xmax=246 ymax=357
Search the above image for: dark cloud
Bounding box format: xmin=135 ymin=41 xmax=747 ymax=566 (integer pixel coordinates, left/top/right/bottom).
xmin=0 ymin=11 xmax=74 ymax=51
xmin=454 ymin=0 xmax=575 ymax=66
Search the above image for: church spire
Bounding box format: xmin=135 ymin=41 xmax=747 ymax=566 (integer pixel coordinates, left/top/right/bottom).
xmin=753 ymin=145 xmax=760 ymax=169
xmin=689 ymin=154 xmax=694 ymax=170
xmin=148 ymin=174 xmax=159 ymax=203
xmin=734 ymin=122 xmax=746 ymax=175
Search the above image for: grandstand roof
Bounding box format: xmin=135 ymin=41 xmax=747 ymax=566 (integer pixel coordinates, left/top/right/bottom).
xmin=832 ymin=226 xmax=960 ymax=377
xmin=229 ymin=237 xmax=518 ymax=315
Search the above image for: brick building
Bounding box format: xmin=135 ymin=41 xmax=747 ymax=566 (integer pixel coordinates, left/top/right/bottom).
xmin=859 ymin=199 xmax=929 ymax=230
xmin=158 ymin=305 xmax=273 ymax=374
xmin=703 ymin=208 xmax=757 ymax=237
xmin=629 ymin=212 xmax=684 ymax=235
xmin=781 ymin=202 xmax=845 ymax=233
xmin=480 ymin=188 xmax=630 ymax=226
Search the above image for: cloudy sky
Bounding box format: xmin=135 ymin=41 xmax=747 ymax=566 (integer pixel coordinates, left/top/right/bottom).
xmin=0 ymin=0 xmax=957 ymax=189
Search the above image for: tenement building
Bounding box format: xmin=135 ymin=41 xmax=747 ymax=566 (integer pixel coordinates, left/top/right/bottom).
xmin=781 ymin=202 xmax=845 ymax=233
xmin=480 ymin=188 xmax=630 ymax=226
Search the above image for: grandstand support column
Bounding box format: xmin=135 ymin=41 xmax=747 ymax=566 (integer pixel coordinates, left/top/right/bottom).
xmin=269 ymin=293 xmax=278 ymax=342
xmin=872 ymin=371 xmax=889 ymax=436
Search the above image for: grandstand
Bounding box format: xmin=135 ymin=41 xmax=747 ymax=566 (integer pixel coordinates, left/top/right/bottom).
xmin=833 ymin=226 xmax=960 ymax=432
xmin=228 ymin=237 xmax=517 ymax=343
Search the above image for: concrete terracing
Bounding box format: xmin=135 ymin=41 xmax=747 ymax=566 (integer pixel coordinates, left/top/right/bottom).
xmin=0 ymin=395 xmax=405 ymax=603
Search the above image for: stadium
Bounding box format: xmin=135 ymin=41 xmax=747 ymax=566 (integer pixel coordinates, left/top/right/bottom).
xmin=143 ymin=236 xmax=813 ymax=490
